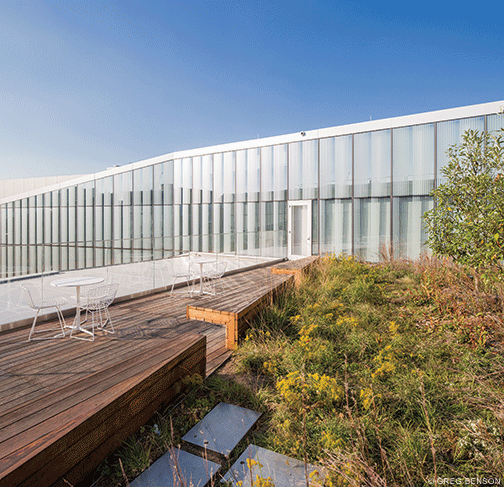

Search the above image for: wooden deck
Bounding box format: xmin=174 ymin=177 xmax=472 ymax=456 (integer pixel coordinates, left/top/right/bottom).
xmin=0 ymin=256 xmax=318 ymax=487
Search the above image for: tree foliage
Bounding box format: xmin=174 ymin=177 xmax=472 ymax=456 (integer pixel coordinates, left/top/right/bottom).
xmin=424 ymin=128 xmax=504 ymax=276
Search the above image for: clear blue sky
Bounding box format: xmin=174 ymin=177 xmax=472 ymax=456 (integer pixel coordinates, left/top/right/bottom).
xmin=1 ymin=0 xmax=503 ymax=180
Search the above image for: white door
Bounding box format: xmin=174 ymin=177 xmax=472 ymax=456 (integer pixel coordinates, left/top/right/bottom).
xmin=288 ymin=201 xmax=312 ymax=259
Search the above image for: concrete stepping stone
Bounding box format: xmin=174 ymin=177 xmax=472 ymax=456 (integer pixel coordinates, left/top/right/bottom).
xmin=130 ymin=447 xmax=220 ymax=487
xmin=221 ymin=444 xmax=325 ymax=487
xmin=182 ymin=402 xmax=262 ymax=460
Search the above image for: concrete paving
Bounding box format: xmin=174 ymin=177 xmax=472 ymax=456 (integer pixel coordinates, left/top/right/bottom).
xmin=222 ymin=444 xmax=326 ymax=487
xmin=182 ymin=402 xmax=262 ymax=460
xmin=130 ymin=447 xmax=220 ymax=487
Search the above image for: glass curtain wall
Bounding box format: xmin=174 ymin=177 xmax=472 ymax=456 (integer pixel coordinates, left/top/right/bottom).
xmin=2 ymin=108 xmax=503 ymax=279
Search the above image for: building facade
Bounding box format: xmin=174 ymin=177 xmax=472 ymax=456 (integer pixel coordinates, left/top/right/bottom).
xmin=1 ymin=101 xmax=503 ymax=279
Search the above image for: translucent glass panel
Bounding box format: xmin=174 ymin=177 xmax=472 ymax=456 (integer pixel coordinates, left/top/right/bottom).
xmin=153 ymin=161 xmax=174 ymax=205
xmin=236 ymin=148 xmax=260 ymax=203
xmin=133 ymin=167 xmax=153 ymax=206
xmin=187 ymin=203 xmax=213 ymax=252
xmin=261 ymin=144 xmax=287 ymax=201
xmin=9 ymin=203 xmax=19 ymax=273
xmin=132 ymin=205 xmax=152 ymax=246
xmin=20 ymin=200 xmax=28 ymax=241
xmin=320 ymin=136 xmax=352 ymax=199
xmin=192 ymin=156 xmax=203 ymax=204
xmin=393 ymin=124 xmax=435 ymax=197
xmin=113 ymin=205 xmax=132 ymax=245
xmin=261 ymin=201 xmax=287 ymax=258
xmin=224 ymin=152 xmax=236 ymax=203
xmin=354 ymin=130 xmax=391 ymax=198
xmin=51 ymin=205 xmax=60 ymax=269
xmin=213 ymin=203 xmax=235 ymax=253
xmin=2 ymin=204 xmax=13 ymax=277
xmin=13 ymin=203 xmax=22 ymax=246
xmin=213 ymin=153 xmax=224 ymax=203
xmin=437 ymin=116 xmax=484 ymax=182
xmin=174 ymin=159 xmax=183 ymax=205
xmin=311 ymin=199 xmax=318 ymax=255
xmin=174 ymin=158 xmax=193 ymax=204
xmin=237 ymin=202 xmax=260 ymax=255
xmin=95 ymin=203 xmax=112 ymax=267
xmin=114 ymin=171 xmax=133 ymax=205
xmin=289 ymin=140 xmax=318 ymax=200
xmin=77 ymin=181 xmax=94 ymax=207
xmin=202 ymin=203 xmax=213 ymax=252
xmin=393 ymin=196 xmax=433 ymax=260
xmin=0 ymin=207 xmax=6 ymax=278
xmin=94 ymin=204 xmax=112 ymax=242
xmin=192 ymin=204 xmax=202 ymax=250
xmin=354 ymin=197 xmax=390 ymax=262
xmin=320 ymin=199 xmax=352 ymax=255
xmin=236 ymin=150 xmax=247 ymax=202
xmin=36 ymin=206 xmax=44 ymax=246
xmin=214 ymin=152 xmax=235 ymax=203
xmin=153 ymin=205 xmax=173 ymax=257
xmin=95 ymin=177 xmax=113 ymax=206
xmin=202 ymin=155 xmax=213 ymax=204
xmin=487 ymin=113 xmax=504 ymax=133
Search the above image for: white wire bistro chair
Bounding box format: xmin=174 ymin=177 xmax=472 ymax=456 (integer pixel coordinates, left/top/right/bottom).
xmin=167 ymin=256 xmax=196 ymax=296
xmin=73 ymin=283 xmax=119 ymax=341
xmin=201 ymin=261 xmax=227 ymax=295
xmin=21 ymin=285 xmax=68 ymax=342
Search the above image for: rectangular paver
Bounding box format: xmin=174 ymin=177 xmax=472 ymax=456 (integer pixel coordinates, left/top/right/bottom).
xmin=182 ymin=402 xmax=261 ymax=459
xmin=130 ymin=447 xmax=220 ymax=487
xmin=221 ymin=444 xmax=325 ymax=487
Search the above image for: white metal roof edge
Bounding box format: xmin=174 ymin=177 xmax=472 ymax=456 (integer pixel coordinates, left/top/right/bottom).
xmin=2 ymin=99 xmax=503 ymax=205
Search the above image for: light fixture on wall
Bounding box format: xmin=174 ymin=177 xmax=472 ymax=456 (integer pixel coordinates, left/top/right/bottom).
xmin=300 ymin=131 xmax=306 ymax=136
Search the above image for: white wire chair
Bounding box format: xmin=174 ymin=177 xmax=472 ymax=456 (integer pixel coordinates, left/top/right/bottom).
xmin=73 ymin=283 xmax=119 ymax=341
xmin=21 ymin=285 xmax=68 ymax=342
xmin=201 ymin=261 xmax=228 ymax=295
xmin=167 ymin=257 xmax=196 ymax=296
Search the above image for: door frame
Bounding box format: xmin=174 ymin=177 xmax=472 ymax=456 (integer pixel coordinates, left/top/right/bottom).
xmin=287 ymin=200 xmax=312 ymax=259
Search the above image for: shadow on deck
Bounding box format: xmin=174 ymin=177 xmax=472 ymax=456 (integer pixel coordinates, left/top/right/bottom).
xmin=0 ymin=256 xmax=318 ymax=487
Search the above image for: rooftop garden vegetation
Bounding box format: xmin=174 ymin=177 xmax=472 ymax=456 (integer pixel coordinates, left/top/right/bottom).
xmin=96 ymin=254 xmax=504 ymax=486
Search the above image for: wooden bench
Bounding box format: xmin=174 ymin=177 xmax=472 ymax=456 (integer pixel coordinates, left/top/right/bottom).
xmin=187 ymin=277 xmax=293 ymax=349
xmin=0 ymin=333 xmax=206 ymax=487
xmin=270 ymin=255 xmax=320 ymax=283
xmin=187 ymin=257 xmax=320 ymax=348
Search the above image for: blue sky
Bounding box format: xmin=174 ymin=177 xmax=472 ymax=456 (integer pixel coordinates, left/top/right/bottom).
xmin=1 ymin=0 xmax=503 ymax=180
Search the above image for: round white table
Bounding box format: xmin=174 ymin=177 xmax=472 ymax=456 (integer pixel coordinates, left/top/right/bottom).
xmin=190 ymin=258 xmax=216 ymax=295
xmin=51 ymin=276 xmax=104 ymax=337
